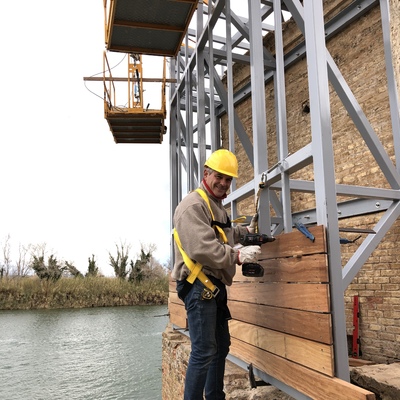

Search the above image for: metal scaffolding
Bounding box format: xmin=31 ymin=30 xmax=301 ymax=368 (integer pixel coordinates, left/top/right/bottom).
xmin=169 ymin=0 xmax=400 ymax=393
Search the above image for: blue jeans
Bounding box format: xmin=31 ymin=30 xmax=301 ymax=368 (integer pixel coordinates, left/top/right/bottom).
xmin=177 ymin=278 xmax=231 ymax=400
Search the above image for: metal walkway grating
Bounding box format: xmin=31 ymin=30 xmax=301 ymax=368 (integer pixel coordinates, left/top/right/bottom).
xmin=106 ymin=113 xmax=166 ymax=144
xmin=105 ymin=0 xmax=197 ymax=57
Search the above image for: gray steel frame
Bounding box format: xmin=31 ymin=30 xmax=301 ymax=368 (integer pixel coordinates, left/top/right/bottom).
xmin=169 ymin=0 xmax=400 ymax=395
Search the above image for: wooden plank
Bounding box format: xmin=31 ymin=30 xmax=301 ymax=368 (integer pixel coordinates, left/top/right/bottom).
xmin=259 ymin=225 xmax=326 ymax=260
xmin=230 ymin=338 xmax=375 ymax=400
xmin=169 ymin=276 xmax=177 ymax=292
xmin=228 ymin=300 xmax=332 ymax=344
xmin=228 ymin=282 xmax=330 ymax=312
xmin=229 ymin=320 xmax=334 ymax=376
xmin=169 ymin=291 xmax=184 ymax=306
xmin=234 ymin=253 xmax=329 ymax=283
xmin=168 ymin=301 xmax=187 ymax=329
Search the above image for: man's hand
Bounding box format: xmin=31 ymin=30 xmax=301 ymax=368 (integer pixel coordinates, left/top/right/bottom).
xmin=237 ymin=245 xmax=261 ymax=264
xmin=247 ymin=213 xmax=258 ymax=234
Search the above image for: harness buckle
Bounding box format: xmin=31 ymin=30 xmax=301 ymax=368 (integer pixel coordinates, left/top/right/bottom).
xmin=200 ymin=285 xmax=220 ymax=300
xmin=211 ymin=286 xmax=220 ymax=298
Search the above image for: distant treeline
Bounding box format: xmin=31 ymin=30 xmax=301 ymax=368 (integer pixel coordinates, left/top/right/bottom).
xmin=0 ymin=276 xmax=168 ymax=310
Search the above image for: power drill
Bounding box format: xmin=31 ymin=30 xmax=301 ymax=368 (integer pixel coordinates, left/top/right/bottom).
xmin=239 ymin=233 xmax=275 ymax=277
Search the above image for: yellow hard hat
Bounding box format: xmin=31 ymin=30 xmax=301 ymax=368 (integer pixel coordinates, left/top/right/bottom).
xmin=205 ymin=149 xmax=238 ymax=178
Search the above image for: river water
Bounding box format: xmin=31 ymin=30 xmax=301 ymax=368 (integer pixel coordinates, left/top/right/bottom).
xmin=0 ymin=305 xmax=169 ymax=400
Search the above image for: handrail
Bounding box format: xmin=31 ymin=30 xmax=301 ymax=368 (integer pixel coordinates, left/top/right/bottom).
xmin=161 ymin=56 xmax=167 ymax=115
xmin=102 ymin=51 xmax=167 ymax=115
xmin=103 ymin=0 xmax=115 ymax=48
xmin=103 ymin=51 xmax=116 ymax=110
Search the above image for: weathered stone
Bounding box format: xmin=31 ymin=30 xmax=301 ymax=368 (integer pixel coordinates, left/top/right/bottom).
xmin=224 ymin=359 xmax=295 ymax=400
xmin=225 ymin=361 xmax=293 ymax=400
xmin=163 ymin=323 xmax=400 ymax=399
xmin=162 ymin=323 xmax=295 ymax=400
xmin=350 ymin=363 xmax=400 ymax=400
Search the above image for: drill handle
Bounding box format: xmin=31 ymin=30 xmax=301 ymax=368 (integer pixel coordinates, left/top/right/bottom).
xmin=239 ymin=233 xmax=275 ymax=246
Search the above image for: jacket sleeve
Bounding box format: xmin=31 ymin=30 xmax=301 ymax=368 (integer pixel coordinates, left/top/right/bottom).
xmin=233 ymin=225 xmax=248 ymax=244
xmin=174 ymin=201 xmax=238 ymax=271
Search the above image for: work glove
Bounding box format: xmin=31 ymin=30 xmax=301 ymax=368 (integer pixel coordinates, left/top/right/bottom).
xmin=247 ymin=213 xmax=258 ymax=234
xmin=237 ymin=245 xmax=261 ymax=265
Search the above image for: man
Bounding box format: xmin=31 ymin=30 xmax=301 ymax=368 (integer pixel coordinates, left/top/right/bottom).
xmin=172 ymin=148 xmax=261 ymax=400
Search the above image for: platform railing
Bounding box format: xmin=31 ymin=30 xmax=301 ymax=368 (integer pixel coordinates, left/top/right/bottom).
xmin=103 ymin=0 xmax=114 ymax=49
xmin=103 ymin=51 xmax=116 ymax=114
xmin=103 ymin=51 xmax=167 ymax=116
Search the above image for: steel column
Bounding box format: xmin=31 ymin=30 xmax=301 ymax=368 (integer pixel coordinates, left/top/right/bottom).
xmin=273 ymin=0 xmax=292 ymax=232
xmin=379 ymin=0 xmax=400 ymax=172
xmin=303 ymin=0 xmax=349 ymax=380
xmin=248 ymin=0 xmax=270 ymax=232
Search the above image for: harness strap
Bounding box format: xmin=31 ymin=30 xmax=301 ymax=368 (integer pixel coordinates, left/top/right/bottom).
xmin=231 ymin=215 xmax=246 ymax=224
xmin=195 ymin=188 xmax=229 ymax=243
xmin=173 ymin=228 xmax=220 ymax=297
xmin=212 ymin=217 xmax=231 ymax=230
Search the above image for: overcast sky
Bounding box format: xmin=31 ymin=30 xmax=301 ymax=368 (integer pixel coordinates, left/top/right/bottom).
xmin=0 ymin=1 xmax=171 ymax=276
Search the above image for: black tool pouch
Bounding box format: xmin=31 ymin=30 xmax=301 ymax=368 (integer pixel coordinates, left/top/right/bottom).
xmin=208 ymin=276 xmax=232 ymax=321
xmin=176 ymin=279 xmax=193 ymax=301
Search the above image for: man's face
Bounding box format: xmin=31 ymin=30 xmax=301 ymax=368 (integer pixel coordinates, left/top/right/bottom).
xmin=204 ymin=169 xmax=233 ymax=197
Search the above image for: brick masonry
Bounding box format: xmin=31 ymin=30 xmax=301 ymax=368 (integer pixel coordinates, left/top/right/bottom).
xmin=219 ymin=1 xmax=400 ymax=363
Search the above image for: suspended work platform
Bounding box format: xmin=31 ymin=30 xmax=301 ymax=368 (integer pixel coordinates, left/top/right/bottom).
xmin=104 ymin=0 xmax=197 ymax=57
xmin=105 ymin=113 xmax=166 ymax=144
xmin=99 ymin=0 xmax=195 ymax=144
xmin=103 ymin=52 xmax=167 ymax=144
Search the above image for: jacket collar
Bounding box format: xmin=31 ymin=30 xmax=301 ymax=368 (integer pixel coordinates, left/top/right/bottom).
xmin=201 ymin=179 xmax=227 ymax=201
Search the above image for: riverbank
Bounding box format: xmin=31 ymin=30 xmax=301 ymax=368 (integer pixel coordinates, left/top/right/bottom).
xmin=0 ymin=276 xmax=168 ymax=309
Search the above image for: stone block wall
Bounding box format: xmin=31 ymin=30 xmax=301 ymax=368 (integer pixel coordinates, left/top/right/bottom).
xmin=162 ymin=325 xmax=400 ymax=399
xmin=161 ymin=323 xmax=295 ymax=400
xmin=161 ymin=324 xmax=187 ymax=400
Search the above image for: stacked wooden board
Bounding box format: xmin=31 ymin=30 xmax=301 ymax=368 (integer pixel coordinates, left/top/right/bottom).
xmin=169 ymin=225 xmax=375 ymax=399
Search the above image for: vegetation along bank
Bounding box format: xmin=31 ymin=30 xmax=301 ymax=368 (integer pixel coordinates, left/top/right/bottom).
xmin=0 ymin=241 xmax=169 ymax=310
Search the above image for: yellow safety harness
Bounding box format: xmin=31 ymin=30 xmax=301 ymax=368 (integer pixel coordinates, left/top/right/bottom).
xmin=195 ymin=188 xmax=229 ymax=243
xmin=173 ymin=228 xmax=220 ymax=297
xmin=173 ymin=188 xmax=242 ymax=297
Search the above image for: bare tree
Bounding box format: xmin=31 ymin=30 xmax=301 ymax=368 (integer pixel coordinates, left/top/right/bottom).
xmin=30 ymin=243 xmax=48 ymax=259
xmin=65 ymin=261 xmax=83 ymax=278
xmin=128 ymin=248 xmax=150 ymax=283
xmin=1 ymin=234 xmax=12 ymax=278
xmin=15 ymin=243 xmax=32 ymax=277
xmin=86 ymin=254 xmax=99 ymax=277
xmin=29 ymin=243 xmax=66 ymax=281
xmin=163 ymin=258 xmax=172 ymax=272
xmin=31 ymin=254 xmax=66 ymax=281
xmin=109 ymin=241 xmax=130 ymax=279
xmin=143 ymin=243 xmax=167 ymax=278
xmin=129 ymin=243 xmax=166 ymax=282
